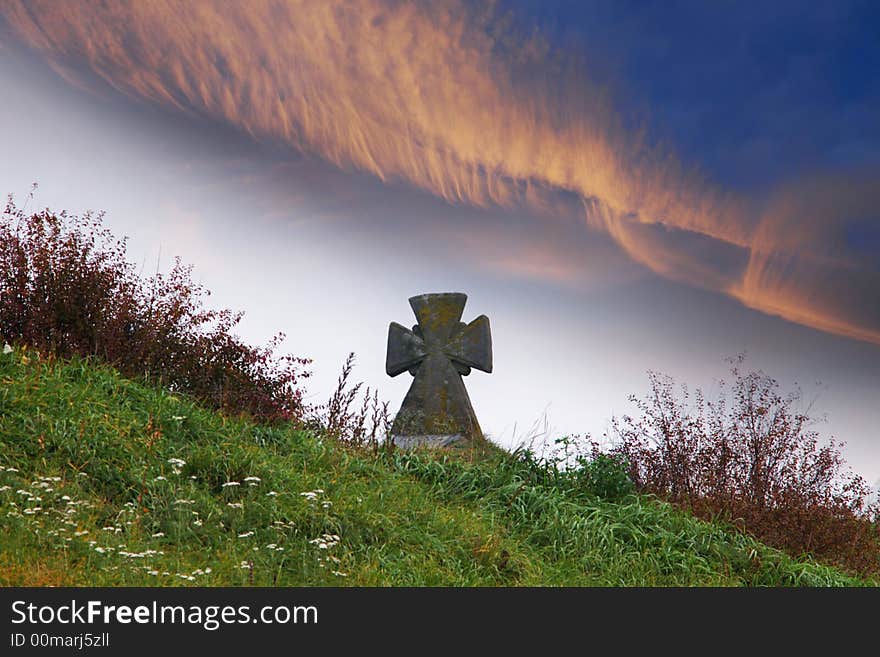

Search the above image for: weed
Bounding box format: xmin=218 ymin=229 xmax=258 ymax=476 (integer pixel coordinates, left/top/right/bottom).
xmin=611 ymin=356 xmax=880 ymax=577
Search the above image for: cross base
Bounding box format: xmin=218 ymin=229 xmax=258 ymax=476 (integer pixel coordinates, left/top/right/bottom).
xmin=391 ymin=434 xmax=465 ymax=450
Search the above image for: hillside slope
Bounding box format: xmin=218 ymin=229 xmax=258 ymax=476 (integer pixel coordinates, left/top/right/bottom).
xmin=0 ymin=347 xmax=869 ymax=586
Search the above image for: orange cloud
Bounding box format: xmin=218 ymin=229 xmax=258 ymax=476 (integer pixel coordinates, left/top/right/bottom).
xmin=732 ymin=173 xmax=880 ymax=344
xmin=3 ymin=0 xmax=878 ymax=343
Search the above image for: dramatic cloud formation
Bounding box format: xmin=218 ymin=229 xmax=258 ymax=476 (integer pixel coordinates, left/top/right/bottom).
xmin=733 ymin=173 xmax=880 ymax=344
xmin=2 ymin=0 xmax=877 ymax=343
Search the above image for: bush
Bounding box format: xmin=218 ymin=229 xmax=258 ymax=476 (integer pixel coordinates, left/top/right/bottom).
xmin=509 ymin=435 xmax=635 ymax=501
xmin=0 ymin=193 xmax=311 ymax=422
xmin=577 ymin=453 xmax=635 ymax=500
xmin=611 ymin=357 xmax=880 ymax=576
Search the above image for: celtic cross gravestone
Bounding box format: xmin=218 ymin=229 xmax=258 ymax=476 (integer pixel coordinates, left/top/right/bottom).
xmin=385 ymin=292 xmax=492 ymax=448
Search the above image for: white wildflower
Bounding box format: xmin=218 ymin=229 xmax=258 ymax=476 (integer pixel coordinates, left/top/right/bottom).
xmin=167 ymin=458 xmax=186 ymax=475
xmin=119 ymin=551 xmax=143 ymax=559
xmin=309 ymin=534 xmax=339 ymax=550
xmin=237 ymin=531 xmax=254 ymax=538
xmin=222 ymin=481 xmax=240 ymax=488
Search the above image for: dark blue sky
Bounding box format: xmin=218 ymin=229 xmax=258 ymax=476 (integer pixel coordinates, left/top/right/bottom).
xmin=509 ymin=0 xmax=880 ymax=190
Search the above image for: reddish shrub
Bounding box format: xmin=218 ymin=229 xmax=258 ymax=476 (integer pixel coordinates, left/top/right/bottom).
xmin=612 ymin=357 xmax=880 ymax=576
xmin=0 ymin=194 xmax=310 ymax=422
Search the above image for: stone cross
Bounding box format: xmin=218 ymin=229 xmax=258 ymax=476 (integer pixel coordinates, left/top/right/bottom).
xmin=386 ymin=293 xmax=492 ymax=448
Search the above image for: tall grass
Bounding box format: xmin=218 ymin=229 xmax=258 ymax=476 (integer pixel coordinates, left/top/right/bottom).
xmin=391 ymin=448 xmax=869 ymax=586
xmin=0 ymin=348 xmax=870 ymax=586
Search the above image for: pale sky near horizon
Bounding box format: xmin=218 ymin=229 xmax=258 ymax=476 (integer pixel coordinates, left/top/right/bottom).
xmin=1 ymin=2 xmax=879 ymax=485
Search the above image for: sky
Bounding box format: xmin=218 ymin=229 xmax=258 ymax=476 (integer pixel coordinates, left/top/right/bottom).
xmin=1 ymin=1 xmax=879 ymax=483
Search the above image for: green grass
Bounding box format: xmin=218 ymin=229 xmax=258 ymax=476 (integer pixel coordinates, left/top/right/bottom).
xmin=0 ymin=346 xmax=872 ymax=586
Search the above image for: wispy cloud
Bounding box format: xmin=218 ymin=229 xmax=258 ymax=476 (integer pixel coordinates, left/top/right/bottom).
xmin=732 ymin=172 xmax=880 ymax=344
xmin=3 ymin=0 xmax=877 ymax=343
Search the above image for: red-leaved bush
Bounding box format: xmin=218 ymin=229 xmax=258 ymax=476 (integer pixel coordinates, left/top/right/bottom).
xmin=0 ymin=194 xmax=311 ymax=422
xmin=612 ymin=357 xmax=880 ymax=576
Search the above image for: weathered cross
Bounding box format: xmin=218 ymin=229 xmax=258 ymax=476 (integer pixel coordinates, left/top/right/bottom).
xmin=386 ymin=293 xmax=492 ymax=448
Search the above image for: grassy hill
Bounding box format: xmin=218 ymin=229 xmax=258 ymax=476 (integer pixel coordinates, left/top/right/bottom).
xmin=0 ymin=346 xmax=871 ymax=586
